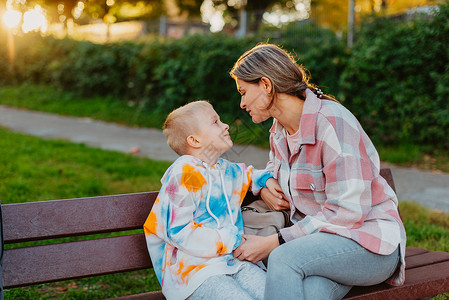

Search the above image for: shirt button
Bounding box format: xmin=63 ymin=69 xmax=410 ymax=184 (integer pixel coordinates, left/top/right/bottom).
xmin=310 ymin=183 xmax=315 ymax=191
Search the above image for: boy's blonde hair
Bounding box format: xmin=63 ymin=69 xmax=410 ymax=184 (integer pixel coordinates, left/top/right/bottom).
xmin=163 ymin=100 xmax=213 ymax=156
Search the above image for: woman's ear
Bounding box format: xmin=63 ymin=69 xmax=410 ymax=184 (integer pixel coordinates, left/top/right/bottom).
xmin=260 ymin=77 xmax=273 ymax=95
xmin=186 ymin=135 xmax=201 ymax=148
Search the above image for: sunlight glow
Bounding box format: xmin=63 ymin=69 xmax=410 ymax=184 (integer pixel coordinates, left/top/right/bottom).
xmin=201 ymin=0 xmax=225 ymax=32
xmin=263 ymin=0 xmax=310 ymax=27
xmin=22 ymin=5 xmax=48 ymax=33
xmin=3 ymin=9 xmax=21 ymax=28
xmin=73 ymin=1 xmax=85 ymax=19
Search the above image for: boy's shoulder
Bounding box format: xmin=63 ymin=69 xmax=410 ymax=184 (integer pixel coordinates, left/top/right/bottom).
xmin=218 ymin=158 xmax=253 ymax=175
xmin=173 ymin=155 xmax=202 ymax=166
xmin=161 ymin=155 xmax=206 ymax=183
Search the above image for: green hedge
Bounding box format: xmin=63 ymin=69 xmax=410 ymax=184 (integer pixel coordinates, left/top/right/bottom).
xmin=0 ymin=4 xmax=448 ymax=148
xmin=341 ymin=4 xmax=449 ymax=147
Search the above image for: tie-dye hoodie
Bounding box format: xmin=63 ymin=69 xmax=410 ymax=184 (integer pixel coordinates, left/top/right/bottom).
xmin=143 ymin=155 xmax=272 ymax=300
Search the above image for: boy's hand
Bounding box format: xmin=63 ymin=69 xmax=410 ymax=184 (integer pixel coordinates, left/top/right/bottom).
xmin=262 ymin=178 xmax=289 ymax=210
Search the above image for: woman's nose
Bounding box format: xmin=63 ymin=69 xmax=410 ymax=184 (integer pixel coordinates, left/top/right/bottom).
xmin=240 ymin=97 xmax=246 ymax=109
xmin=223 ymin=122 xmax=229 ymax=131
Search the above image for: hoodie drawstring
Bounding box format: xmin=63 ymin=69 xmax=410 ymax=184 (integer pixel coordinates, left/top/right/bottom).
xmin=204 ymin=166 xmax=221 ymax=228
xmin=202 ymin=161 xmax=234 ymax=228
xmin=219 ymin=168 xmax=234 ymax=225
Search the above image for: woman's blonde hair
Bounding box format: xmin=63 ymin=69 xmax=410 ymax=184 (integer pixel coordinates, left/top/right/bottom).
xmin=163 ymin=100 xmax=213 ymax=156
xmin=230 ymin=43 xmax=335 ymax=102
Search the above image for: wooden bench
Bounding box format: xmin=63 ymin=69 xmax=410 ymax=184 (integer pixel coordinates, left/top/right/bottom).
xmin=1 ymin=168 xmax=449 ymax=299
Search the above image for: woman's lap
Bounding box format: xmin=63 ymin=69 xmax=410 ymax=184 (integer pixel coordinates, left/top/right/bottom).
xmin=265 ymin=232 xmax=399 ymax=300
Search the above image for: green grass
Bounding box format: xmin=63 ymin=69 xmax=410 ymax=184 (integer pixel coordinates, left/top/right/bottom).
xmin=399 ymin=201 xmax=449 ymax=253
xmin=5 ymin=270 xmax=162 ymax=299
xmin=0 ymin=127 xmax=171 ymax=204
xmin=377 ymin=143 xmax=449 ymax=173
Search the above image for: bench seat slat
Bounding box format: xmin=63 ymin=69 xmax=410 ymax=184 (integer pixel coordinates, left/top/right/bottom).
xmin=406 ymin=251 xmax=449 ymax=269
xmin=106 ymin=291 xmax=165 ymax=300
xmin=2 ymin=234 xmax=152 ymax=289
xmin=345 ymin=254 xmax=449 ymax=299
xmin=2 ymin=192 xmax=157 ymax=243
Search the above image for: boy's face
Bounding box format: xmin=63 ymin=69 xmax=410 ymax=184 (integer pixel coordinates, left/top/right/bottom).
xmin=194 ymin=106 xmax=233 ymax=157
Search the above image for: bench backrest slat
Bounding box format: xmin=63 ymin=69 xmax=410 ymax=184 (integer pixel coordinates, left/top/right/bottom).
xmin=379 ymin=168 xmax=396 ymax=193
xmin=3 ymin=234 xmax=152 ymax=288
xmin=2 ymin=192 xmax=158 ymax=243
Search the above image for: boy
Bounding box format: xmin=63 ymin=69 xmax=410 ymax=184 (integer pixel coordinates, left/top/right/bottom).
xmin=143 ymin=101 xmax=280 ymax=300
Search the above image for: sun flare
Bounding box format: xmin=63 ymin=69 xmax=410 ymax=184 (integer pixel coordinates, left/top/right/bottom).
xmin=3 ymin=0 xmax=48 ymax=33
xmin=22 ymin=5 xmax=48 ymax=33
xmin=3 ymin=9 xmax=21 ymax=28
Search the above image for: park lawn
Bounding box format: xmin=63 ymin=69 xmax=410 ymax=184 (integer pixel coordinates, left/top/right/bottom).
xmin=1 ymin=126 xmax=448 ymax=299
xmin=0 ymin=84 xmax=447 ymax=173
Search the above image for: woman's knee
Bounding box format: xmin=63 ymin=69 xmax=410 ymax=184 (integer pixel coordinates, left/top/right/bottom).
xmin=267 ymin=243 xmax=288 ymax=266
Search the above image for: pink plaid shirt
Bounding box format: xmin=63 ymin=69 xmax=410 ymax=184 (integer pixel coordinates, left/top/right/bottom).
xmin=268 ymin=89 xmax=406 ymax=286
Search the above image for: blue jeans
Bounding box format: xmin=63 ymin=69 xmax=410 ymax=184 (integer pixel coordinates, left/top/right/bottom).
xmin=189 ymin=261 xmax=266 ymax=300
xmin=265 ymin=232 xmax=400 ymax=300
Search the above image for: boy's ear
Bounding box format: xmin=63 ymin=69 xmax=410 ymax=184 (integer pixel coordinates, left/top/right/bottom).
xmin=186 ymin=135 xmax=201 ymax=148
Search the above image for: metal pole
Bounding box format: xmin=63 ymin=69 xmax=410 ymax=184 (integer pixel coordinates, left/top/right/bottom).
xmin=236 ymin=0 xmax=247 ymax=38
xmin=159 ymin=15 xmax=167 ymax=37
xmin=347 ymin=0 xmax=354 ymax=47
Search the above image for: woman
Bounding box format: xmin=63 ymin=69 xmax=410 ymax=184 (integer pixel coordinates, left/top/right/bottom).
xmin=231 ymin=43 xmax=406 ymax=300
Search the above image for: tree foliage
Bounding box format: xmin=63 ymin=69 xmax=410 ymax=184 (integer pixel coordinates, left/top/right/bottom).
xmin=341 ymin=2 xmax=449 ymax=147
xmin=310 ymin=0 xmax=440 ymax=32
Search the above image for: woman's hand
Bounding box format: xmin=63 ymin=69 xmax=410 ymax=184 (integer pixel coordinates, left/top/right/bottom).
xmin=261 ymin=179 xmax=289 ymax=210
xmin=233 ymin=234 xmax=279 ymax=263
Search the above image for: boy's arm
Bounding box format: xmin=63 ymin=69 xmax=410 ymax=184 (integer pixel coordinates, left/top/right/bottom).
xmin=245 ymin=166 xmax=273 ymax=195
xmin=265 ymin=178 xmax=285 ymax=200
xmin=243 ymin=164 xmax=288 ymax=210
xmin=152 ymin=165 xmax=241 ymax=258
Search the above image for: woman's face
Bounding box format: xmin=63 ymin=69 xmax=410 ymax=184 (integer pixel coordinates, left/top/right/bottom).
xmin=235 ymin=78 xmax=272 ymax=124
